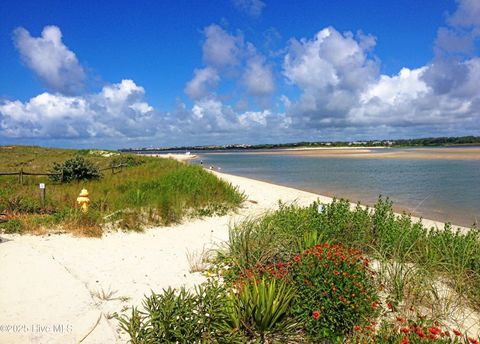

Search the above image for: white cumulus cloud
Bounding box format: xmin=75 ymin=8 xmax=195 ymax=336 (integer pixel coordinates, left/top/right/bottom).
xmin=243 ymin=52 xmax=275 ymax=97
xmin=0 ymin=80 xmax=159 ymax=139
xmin=13 ymin=26 xmax=86 ymax=95
xmin=202 ymin=24 xmax=243 ymax=69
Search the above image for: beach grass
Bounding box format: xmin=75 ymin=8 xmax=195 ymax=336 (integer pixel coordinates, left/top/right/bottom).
xmin=0 ymin=146 xmax=245 ymax=236
xmin=222 ymin=198 xmax=480 ymax=308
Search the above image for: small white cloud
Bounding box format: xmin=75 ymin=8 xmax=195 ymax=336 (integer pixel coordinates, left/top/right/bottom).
xmin=202 ymin=24 xmax=243 ymax=69
xmin=13 ymin=25 xmax=86 ymax=95
xmin=232 ymin=0 xmax=266 ymax=17
xmin=184 ymin=67 xmax=220 ymax=100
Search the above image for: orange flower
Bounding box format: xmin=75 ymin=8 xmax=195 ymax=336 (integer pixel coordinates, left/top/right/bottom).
xmin=312 ymin=311 xmax=320 ymax=320
xmin=354 ymin=325 xmax=362 ymax=332
xmin=400 ymin=328 xmax=410 ymax=334
xmin=401 ymin=337 xmax=409 ymax=344
xmin=333 ymin=270 xmax=340 ymax=276
xmin=428 ymin=326 xmax=441 ymax=335
xmin=453 ymin=329 xmax=463 ymax=337
xmin=396 ymin=316 xmax=405 ymax=323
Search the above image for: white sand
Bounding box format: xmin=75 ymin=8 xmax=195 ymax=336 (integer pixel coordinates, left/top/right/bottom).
xmin=0 ymin=171 xmax=475 ymax=343
xmin=138 ymin=153 xmax=197 ymax=162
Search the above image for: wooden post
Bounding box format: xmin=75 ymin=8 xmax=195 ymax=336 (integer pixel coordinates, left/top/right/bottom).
xmin=19 ymin=168 xmax=24 ymax=185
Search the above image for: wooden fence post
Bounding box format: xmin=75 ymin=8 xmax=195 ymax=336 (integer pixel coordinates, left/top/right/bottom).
xmin=19 ymin=168 xmax=24 ymax=185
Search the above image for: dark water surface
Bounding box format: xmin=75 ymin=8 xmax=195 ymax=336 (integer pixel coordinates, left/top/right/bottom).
xmin=197 ymin=152 xmax=480 ymax=227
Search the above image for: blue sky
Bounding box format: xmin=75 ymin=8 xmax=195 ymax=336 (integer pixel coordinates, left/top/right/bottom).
xmin=1 ymin=0 xmax=479 ymax=148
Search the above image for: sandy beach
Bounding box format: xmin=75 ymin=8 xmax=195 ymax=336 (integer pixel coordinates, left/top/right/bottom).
xmin=0 ymin=172 xmax=476 ymax=343
xmin=137 ymin=153 xmax=198 ymax=162
xmin=252 ymin=147 xmax=480 ymax=160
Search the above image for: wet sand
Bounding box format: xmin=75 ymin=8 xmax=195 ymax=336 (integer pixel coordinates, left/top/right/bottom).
xmin=251 ymin=147 xmax=480 ymax=160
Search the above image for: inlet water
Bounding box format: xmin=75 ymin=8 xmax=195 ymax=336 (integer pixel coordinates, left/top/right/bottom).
xmin=198 ymin=152 xmax=480 ymax=228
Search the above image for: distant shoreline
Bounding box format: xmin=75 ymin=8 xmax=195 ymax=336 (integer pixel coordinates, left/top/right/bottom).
xmin=247 ymin=147 xmax=480 ymax=160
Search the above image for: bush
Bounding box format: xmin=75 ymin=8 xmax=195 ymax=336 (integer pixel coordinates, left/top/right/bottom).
xmin=116 ymin=281 xmax=245 ymax=343
xmin=111 ymin=155 xmax=145 ymax=167
xmin=352 ymin=316 xmax=480 ymax=343
xmin=289 ymin=243 xmax=379 ymax=342
xmin=0 ymin=219 xmax=24 ymax=234
xmin=49 ymin=155 xmax=101 ymax=183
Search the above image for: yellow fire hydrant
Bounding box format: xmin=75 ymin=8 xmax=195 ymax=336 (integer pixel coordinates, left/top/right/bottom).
xmin=76 ymin=189 xmax=90 ymax=213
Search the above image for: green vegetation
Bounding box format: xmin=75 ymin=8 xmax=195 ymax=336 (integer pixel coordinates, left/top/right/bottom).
xmin=0 ymin=146 xmax=244 ymax=236
xmin=116 ymin=281 xmax=245 ymax=343
xmin=49 ymin=155 xmax=102 ymax=182
xmin=119 ymin=198 xmax=480 ymax=343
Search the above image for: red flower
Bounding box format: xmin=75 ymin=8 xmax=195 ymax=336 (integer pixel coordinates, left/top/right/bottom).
xmin=387 ymin=303 xmax=393 ymax=310
xmin=371 ymin=301 xmax=378 ymax=310
xmin=333 ymin=270 xmax=339 ymax=276
xmin=401 ymin=337 xmax=409 ymax=344
xmin=468 ymin=337 xmax=479 ymax=344
xmin=396 ymin=316 xmax=405 ymax=323
xmin=312 ymin=311 xmax=320 ymax=320
xmin=428 ymin=326 xmax=441 ymax=335
xmin=400 ymin=328 xmax=410 ymax=334
xmin=293 ymin=255 xmax=301 ymax=263
xmin=354 ymin=325 xmax=362 ymax=332
xmin=427 ymin=333 xmax=437 ymax=340
xmin=453 ymin=329 xmax=463 ymax=337
xmin=415 ymin=328 xmax=426 ymax=338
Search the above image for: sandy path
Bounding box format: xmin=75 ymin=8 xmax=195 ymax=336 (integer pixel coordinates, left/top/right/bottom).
xmin=0 ymin=172 xmax=470 ymax=343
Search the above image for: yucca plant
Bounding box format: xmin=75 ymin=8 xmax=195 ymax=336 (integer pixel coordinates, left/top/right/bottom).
xmin=227 ymin=276 xmax=297 ymax=342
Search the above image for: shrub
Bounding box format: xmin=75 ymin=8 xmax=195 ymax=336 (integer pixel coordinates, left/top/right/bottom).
xmin=0 ymin=219 xmax=24 ymax=234
xmin=49 ymin=155 xmax=101 ymax=182
xmin=352 ymin=316 xmax=480 ymax=344
xmin=116 ymin=281 xmax=245 ymax=343
xmin=228 ymin=275 xmax=298 ymax=342
xmin=290 ymin=243 xmax=379 ymax=341
xmin=111 ymin=155 xmax=145 ymax=167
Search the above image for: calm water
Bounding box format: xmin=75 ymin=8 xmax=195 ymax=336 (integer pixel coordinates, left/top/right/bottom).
xmin=196 ymin=152 xmax=480 ymax=227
